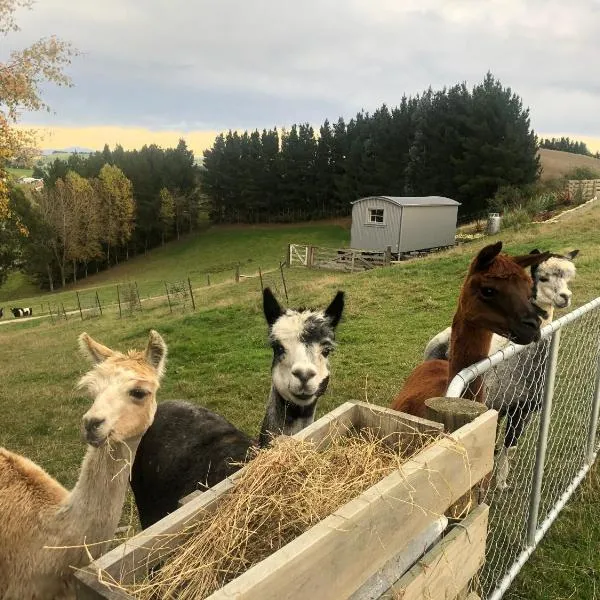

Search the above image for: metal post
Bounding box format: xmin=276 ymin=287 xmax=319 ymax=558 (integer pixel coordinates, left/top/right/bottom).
xmin=585 ymin=354 xmax=600 ymax=464
xmin=527 ymin=329 xmax=561 ymax=546
xmin=76 ymin=291 xmax=84 ymax=321
xmin=259 ymin=267 xmax=264 ymax=292
xmin=165 ymin=282 xmax=173 ymax=313
xmin=96 ymin=291 xmax=103 ymax=316
xmin=187 ymin=277 xmax=196 ymax=311
xmin=279 ymin=261 xmax=288 ymax=302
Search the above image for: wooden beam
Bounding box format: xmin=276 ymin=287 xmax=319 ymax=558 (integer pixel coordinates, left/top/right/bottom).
xmin=382 ymin=504 xmax=489 ymax=600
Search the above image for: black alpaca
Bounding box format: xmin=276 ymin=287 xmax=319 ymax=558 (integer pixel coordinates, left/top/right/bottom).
xmin=130 ymin=287 xmax=345 ymax=528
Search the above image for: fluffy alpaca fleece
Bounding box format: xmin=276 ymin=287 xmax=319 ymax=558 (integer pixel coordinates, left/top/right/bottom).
xmin=131 ymin=288 xmax=345 ymax=529
xmin=0 ymin=330 xmax=166 ymax=600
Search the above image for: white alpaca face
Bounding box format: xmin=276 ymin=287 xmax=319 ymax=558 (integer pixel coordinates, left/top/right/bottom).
xmin=269 ymin=311 xmax=335 ymax=406
xmin=79 ymin=364 xmax=159 ymax=446
xmin=77 ymin=331 xmax=167 ymax=447
xmin=534 ymin=256 xmax=577 ymax=310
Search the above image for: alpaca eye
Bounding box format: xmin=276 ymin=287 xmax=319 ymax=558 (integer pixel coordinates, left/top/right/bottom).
xmin=538 ymin=277 xmax=549 ymax=282
xmin=272 ymin=342 xmax=285 ymax=357
xmin=130 ymin=388 xmax=148 ymax=400
xmin=322 ymin=346 xmax=333 ymax=357
xmin=481 ymin=287 xmax=495 ymax=299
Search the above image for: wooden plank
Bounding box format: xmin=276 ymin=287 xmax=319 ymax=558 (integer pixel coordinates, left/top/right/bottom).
xmin=76 ymin=408 xmax=495 ymax=600
xmin=349 ymin=516 xmax=448 ymax=600
xmin=209 ymin=410 xmax=497 ymax=600
xmin=382 ymin=504 xmax=489 ymax=600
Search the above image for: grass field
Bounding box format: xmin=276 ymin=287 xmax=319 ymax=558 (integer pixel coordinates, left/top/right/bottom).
xmin=0 ymin=206 xmax=599 ymax=598
xmin=6 ymin=166 xmax=34 ymax=179
xmin=0 ymin=220 xmax=350 ymax=308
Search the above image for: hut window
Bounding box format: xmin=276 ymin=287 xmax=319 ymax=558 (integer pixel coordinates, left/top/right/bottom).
xmin=369 ymin=208 xmax=384 ymax=224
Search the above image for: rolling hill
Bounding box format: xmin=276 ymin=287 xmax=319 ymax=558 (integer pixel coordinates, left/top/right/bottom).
xmin=539 ymin=148 xmax=600 ymax=180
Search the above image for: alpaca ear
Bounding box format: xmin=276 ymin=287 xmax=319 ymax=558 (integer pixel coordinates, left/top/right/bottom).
xmin=513 ymin=251 xmax=551 ymax=269
xmin=145 ymin=330 xmax=167 ymax=379
xmin=79 ymin=333 xmax=115 ymax=364
xmin=566 ymin=249 xmax=579 ymax=260
xmin=263 ymin=287 xmax=283 ymax=327
xmin=472 ymin=241 xmax=503 ymax=272
xmin=324 ymin=291 xmax=345 ymax=329
xmin=529 ymin=249 xmax=541 ymax=255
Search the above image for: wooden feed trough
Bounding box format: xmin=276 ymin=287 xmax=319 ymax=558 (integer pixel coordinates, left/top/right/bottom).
xmin=74 ymin=400 xmax=497 ymax=600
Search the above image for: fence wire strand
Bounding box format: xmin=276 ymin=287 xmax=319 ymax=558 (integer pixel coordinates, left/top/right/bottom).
xmin=449 ymin=301 xmax=600 ymax=599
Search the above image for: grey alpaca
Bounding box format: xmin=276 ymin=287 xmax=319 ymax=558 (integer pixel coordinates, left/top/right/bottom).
xmin=130 ymin=287 xmax=345 ymax=528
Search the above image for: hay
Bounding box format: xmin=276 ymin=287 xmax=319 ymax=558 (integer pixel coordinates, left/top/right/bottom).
xmin=121 ymin=425 xmax=440 ymax=600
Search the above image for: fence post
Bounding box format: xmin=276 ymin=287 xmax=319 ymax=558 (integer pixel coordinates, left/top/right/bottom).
xmin=135 ymin=282 xmax=142 ymax=311
xmin=96 ymin=291 xmax=103 ymax=317
xmin=61 ymin=303 xmax=67 ymax=320
xmin=187 ymin=277 xmax=196 ymax=310
xmin=76 ymin=291 xmax=84 ymax=321
xmin=585 ymin=354 xmax=600 ymax=465
xmin=165 ymin=282 xmax=173 ymax=314
xmin=308 ymin=246 xmax=315 ymax=267
xmin=384 ymin=246 xmax=392 ymax=266
xmin=117 ymin=285 xmax=122 ymax=319
xmin=526 ymin=329 xmax=561 ymax=546
xmin=279 ymin=261 xmax=288 ymax=302
xmin=48 ymin=303 xmax=55 ymax=325
xmin=259 ymin=267 xmax=264 ymax=292
xmin=235 ymin=263 xmax=240 ymax=283
xmin=286 ymin=243 xmax=291 ymax=267
xmin=207 ymin=273 xmax=211 ymax=286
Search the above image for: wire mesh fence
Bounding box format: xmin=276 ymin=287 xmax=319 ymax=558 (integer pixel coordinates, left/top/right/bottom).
xmin=446 ymin=297 xmax=600 ymax=599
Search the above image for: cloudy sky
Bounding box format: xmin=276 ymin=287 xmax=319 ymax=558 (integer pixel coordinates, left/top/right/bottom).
xmin=7 ymin=0 xmax=600 ymax=153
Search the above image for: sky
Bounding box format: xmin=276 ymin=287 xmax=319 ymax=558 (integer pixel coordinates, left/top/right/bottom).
xmin=7 ymin=0 xmax=600 ymax=155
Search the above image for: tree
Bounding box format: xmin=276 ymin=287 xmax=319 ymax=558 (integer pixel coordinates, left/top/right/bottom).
xmin=0 ymin=0 xmax=76 ymax=220
xmin=158 ymin=187 xmax=175 ymax=244
xmin=96 ymin=164 xmax=135 ymax=264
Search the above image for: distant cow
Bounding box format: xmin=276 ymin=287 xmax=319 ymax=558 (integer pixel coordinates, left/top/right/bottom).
xmin=11 ymin=307 xmax=32 ymax=318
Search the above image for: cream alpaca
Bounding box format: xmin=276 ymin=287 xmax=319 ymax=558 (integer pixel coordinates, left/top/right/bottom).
xmin=0 ymin=330 xmax=167 ymax=600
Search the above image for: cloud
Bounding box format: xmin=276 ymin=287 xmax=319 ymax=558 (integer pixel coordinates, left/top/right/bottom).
xmin=4 ymin=0 xmax=599 ymax=139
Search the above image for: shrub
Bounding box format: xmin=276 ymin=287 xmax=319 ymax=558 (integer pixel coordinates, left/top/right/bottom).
xmin=566 ymin=166 xmax=600 ymax=181
xmin=502 ymin=208 xmax=531 ymax=230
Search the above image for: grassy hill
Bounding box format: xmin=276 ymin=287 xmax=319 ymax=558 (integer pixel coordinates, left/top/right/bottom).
xmin=1 ymin=200 xmax=599 ymax=598
xmin=539 ymin=148 xmax=600 ymax=180
xmin=0 ymin=220 xmax=351 ymax=306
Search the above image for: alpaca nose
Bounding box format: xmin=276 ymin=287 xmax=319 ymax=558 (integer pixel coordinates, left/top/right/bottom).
xmin=291 ymin=366 xmax=317 ymax=385
xmin=559 ymin=293 xmax=571 ymax=304
xmin=83 ymin=417 xmax=105 ymax=434
xmin=521 ymin=316 xmax=539 ymax=330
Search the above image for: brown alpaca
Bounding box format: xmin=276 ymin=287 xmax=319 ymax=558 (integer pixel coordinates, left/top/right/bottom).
xmin=0 ymin=330 xmax=167 ymax=600
xmin=391 ymin=242 xmax=551 ymax=417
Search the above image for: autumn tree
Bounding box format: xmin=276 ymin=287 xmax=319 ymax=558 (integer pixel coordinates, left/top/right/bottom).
xmin=0 ymin=0 xmax=77 ymax=221
xmin=96 ymin=164 xmax=135 ymax=264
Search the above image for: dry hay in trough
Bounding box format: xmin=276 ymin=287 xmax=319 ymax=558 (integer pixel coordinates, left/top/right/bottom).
xmin=111 ymin=423 xmax=442 ymax=600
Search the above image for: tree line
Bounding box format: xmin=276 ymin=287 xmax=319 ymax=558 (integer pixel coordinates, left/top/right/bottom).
xmin=539 ymin=137 xmax=599 ymax=158
xmin=200 ymin=73 xmax=541 ymax=223
xmin=4 ymin=140 xmax=201 ymax=289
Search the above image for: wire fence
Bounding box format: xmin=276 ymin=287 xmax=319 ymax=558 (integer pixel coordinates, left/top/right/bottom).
xmin=445 ymin=297 xmax=600 ymax=599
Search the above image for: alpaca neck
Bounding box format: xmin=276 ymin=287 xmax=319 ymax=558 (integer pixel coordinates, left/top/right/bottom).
xmin=534 ymin=301 xmax=554 ymax=327
xmin=57 ymin=439 xmax=139 ymax=559
xmin=449 ymin=316 xmax=493 ymax=402
xmin=258 ymin=386 xmax=317 ymax=447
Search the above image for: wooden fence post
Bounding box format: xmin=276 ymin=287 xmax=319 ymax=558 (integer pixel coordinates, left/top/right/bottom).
xmin=48 ymin=303 xmax=55 ymax=325
xmin=235 ymin=264 xmax=240 ymax=283
xmin=76 ymin=292 xmax=84 ymax=321
xmin=61 ymin=303 xmax=67 ymax=320
xmin=116 ymin=285 xmax=122 ymax=319
xmin=95 ymin=291 xmax=103 ymax=317
xmin=385 ymin=245 xmax=392 ymax=266
xmin=187 ymin=278 xmax=196 ymax=311
xmin=207 ymin=273 xmax=211 ymax=286
xmin=279 ymin=261 xmax=289 ymax=302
